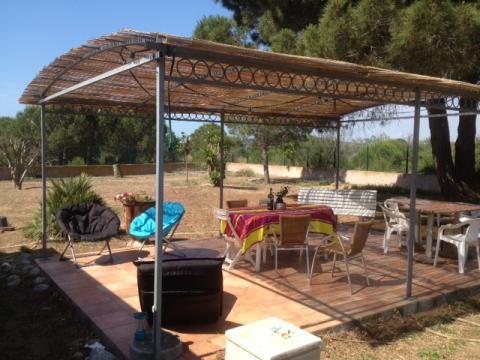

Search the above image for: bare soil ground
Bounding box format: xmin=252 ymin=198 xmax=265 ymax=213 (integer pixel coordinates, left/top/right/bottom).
xmin=1 ymin=173 xmax=480 ymax=359
xmin=0 ymin=251 xmax=95 ymax=360
xmin=0 ymin=172 xmax=344 ymax=253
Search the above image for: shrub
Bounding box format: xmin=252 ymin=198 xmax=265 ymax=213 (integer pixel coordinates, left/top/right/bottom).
xmin=209 ymin=170 xmax=221 ymax=186
xmin=24 ymin=174 xmax=105 ymax=241
xmin=68 ymin=156 xmax=86 ymax=166
xmin=234 ymin=168 xmax=255 ymax=177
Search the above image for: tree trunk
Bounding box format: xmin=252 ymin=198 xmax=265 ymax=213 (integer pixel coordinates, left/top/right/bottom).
xmin=428 ymin=107 xmax=457 ymax=199
xmin=428 ymin=106 xmax=480 ymax=202
xmin=455 ymin=100 xmax=477 ymax=186
xmin=10 ymin=167 xmax=22 ymax=190
xmin=262 ymin=146 xmax=270 ymax=184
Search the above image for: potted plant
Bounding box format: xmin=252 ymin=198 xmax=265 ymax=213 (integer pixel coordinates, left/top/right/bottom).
xmin=274 ymin=187 xmax=289 ymax=210
xmin=115 ymin=192 xmax=155 ymax=231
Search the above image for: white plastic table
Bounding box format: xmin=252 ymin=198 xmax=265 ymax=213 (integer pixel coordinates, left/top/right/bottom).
xmin=391 ymin=197 xmax=480 ymax=258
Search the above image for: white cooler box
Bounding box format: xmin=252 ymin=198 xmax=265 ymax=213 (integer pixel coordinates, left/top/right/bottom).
xmin=225 ymin=317 xmax=322 ymax=360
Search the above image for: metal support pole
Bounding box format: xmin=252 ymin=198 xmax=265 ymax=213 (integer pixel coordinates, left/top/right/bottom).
xmin=335 ymin=123 xmax=340 ymax=190
xmin=406 ymin=88 xmax=421 ymax=300
xmin=153 ymin=52 xmax=165 ymax=357
xmin=405 ymin=142 xmax=409 ymax=174
xmin=40 ymin=104 xmax=47 ymax=258
xmin=219 ymin=113 xmax=225 ymax=209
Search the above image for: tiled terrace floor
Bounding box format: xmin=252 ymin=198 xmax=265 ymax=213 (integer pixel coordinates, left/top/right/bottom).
xmin=36 ymin=229 xmax=480 ymax=359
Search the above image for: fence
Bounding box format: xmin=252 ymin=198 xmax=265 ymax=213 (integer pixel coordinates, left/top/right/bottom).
xmin=0 ymin=162 xmax=440 ymax=193
xmin=226 ymin=162 xmax=441 ymax=193
xmin=0 ymin=162 xmax=201 ymax=180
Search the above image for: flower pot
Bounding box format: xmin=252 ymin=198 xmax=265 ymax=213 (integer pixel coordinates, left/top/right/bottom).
xmin=134 ymin=201 xmax=156 ymax=217
xmin=275 ymin=202 xmax=286 ymax=210
xmin=123 ymin=204 xmax=135 ymax=232
xmin=123 ymin=201 xmax=156 ymax=232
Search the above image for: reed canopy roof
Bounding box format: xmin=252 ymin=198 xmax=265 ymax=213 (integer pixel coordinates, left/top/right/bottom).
xmin=20 ymin=29 xmax=480 ymax=127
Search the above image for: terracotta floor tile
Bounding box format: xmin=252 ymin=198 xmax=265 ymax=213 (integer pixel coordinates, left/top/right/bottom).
xmin=185 ymin=340 xmax=222 ymax=359
xmin=93 ymin=310 xmax=135 ymax=330
xmin=104 ymin=322 xmax=137 ymax=343
xmin=121 ymin=295 xmax=141 ymax=309
xmin=35 ymin=234 xmax=480 ymax=360
xmin=82 ymin=299 xmax=130 ymax=318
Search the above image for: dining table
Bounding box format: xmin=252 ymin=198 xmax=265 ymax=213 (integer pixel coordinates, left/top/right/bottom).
xmin=222 ymin=203 xmax=337 ymax=271
xmin=391 ymin=197 xmax=480 ymax=259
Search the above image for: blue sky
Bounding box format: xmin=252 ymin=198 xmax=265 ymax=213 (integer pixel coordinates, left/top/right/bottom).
xmin=0 ymin=0 xmax=475 ymax=140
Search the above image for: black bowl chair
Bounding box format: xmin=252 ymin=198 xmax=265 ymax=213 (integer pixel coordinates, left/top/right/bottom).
xmin=57 ymin=203 xmax=120 ymax=264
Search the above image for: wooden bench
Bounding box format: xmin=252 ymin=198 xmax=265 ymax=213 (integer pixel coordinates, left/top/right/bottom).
xmin=297 ymin=188 xmax=377 ymax=218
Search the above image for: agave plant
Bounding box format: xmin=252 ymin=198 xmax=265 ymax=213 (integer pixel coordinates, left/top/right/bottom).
xmin=24 ymin=174 xmax=105 ymax=241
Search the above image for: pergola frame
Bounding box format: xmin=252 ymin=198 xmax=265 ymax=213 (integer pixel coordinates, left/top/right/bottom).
xmin=21 ymin=30 xmax=480 ymax=358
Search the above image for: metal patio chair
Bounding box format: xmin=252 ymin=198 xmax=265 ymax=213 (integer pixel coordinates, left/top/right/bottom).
xmin=129 ymin=202 xmax=185 ymax=255
xmin=226 ymin=199 xmax=248 ymax=209
xmin=270 ymin=214 xmax=311 ymax=276
xmin=57 ymin=203 xmax=120 ymax=264
xmin=310 ymin=220 xmax=372 ymax=295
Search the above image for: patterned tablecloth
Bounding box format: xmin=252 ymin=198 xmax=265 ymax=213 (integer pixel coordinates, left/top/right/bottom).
xmin=222 ymin=204 xmax=336 ymax=253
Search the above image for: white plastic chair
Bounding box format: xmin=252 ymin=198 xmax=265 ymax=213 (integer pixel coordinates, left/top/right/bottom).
xmin=379 ymin=203 xmax=409 ymax=254
xmin=459 ymin=211 xmax=480 ymax=223
xmin=384 ymin=199 xmax=400 ymax=212
xmin=213 ymin=208 xmax=255 ymax=270
xmin=434 ymin=218 xmax=480 ymax=274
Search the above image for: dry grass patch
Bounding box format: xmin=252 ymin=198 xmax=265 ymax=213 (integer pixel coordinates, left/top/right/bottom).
xmin=320 ymin=294 xmax=480 ymax=359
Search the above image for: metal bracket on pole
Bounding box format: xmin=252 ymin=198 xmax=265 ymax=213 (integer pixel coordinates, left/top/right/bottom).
xmin=40 ymin=104 xmax=48 ymax=258
xmin=219 ymin=113 xmax=225 ymax=209
xmin=405 ymin=88 xmax=421 ymax=300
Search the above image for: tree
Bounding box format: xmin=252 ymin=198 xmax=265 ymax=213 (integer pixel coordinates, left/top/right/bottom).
xmin=270 ymin=29 xmax=298 ymax=54
xmin=303 ymin=132 xmax=338 ymax=169
xmin=215 ymin=0 xmax=327 ymax=44
xmin=98 ymin=115 xmax=151 ymax=164
xmin=228 ymin=124 xmax=310 ymax=183
xmin=211 ymin=0 xmax=480 ymax=198
xmin=190 ymin=124 xmax=232 ymax=186
xmin=45 ymin=111 xmax=176 ymax=165
xmin=451 ymin=4 xmax=480 ymax=187
xmin=46 ymin=112 xmax=98 ymax=165
xmin=350 ymin=137 xmax=408 ymax=172
xmin=297 ymin=0 xmax=478 ymax=199
xmin=298 ymin=0 xmax=396 ymax=65
xmin=193 ymin=15 xmax=245 ymax=45
xmin=0 ymin=107 xmax=40 ymax=189
xmin=388 ymin=0 xmax=480 ymax=200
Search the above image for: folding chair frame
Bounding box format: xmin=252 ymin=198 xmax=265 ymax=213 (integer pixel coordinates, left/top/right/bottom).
xmin=134 ymin=210 xmax=184 ymax=258
xmin=214 ymin=208 xmax=255 ymax=270
xmin=269 ymin=223 xmax=310 ymax=277
xmin=59 ymin=234 xmax=114 ymax=265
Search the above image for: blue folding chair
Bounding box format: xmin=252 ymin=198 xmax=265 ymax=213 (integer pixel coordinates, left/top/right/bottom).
xmin=130 ymin=202 xmax=185 ymax=254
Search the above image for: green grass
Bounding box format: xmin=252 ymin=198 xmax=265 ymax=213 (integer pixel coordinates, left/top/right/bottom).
xmin=233 ymin=169 xmax=256 ymax=177
xmin=418 ymin=347 xmax=440 ymax=360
